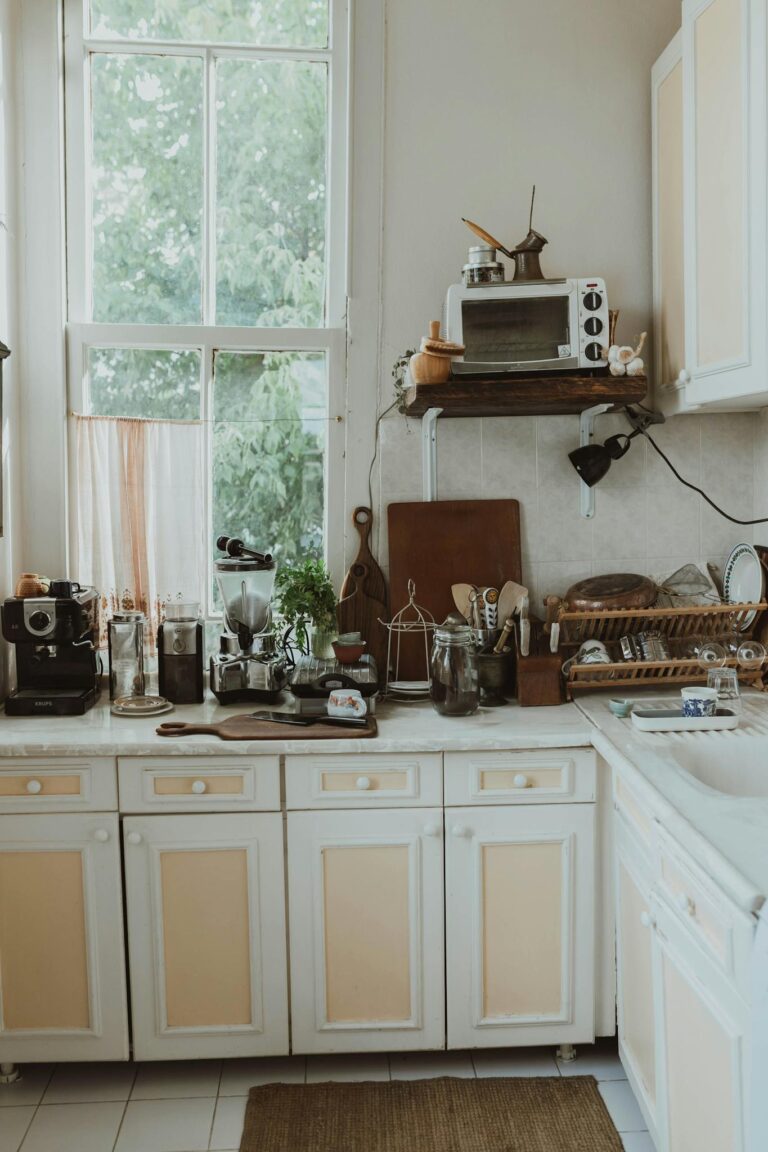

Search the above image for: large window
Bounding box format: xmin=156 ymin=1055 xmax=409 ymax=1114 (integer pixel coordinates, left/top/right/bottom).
xmin=64 ymin=0 xmax=347 ymax=612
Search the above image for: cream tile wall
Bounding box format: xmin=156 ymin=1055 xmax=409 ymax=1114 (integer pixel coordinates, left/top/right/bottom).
xmin=375 ymin=410 xmax=762 ymax=617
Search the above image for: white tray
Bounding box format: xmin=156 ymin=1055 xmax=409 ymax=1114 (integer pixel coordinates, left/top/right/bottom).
xmin=630 ymin=708 xmax=739 ymax=733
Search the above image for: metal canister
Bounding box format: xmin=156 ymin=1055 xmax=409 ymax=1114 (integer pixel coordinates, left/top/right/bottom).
xmin=108 ymin=611 xmax=146 ymax=699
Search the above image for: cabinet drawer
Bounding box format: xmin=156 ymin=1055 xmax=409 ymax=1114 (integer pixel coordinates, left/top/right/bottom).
xmin=444 ymin=749 xmax=595 ymax=806
xmin=285 ymin=753 xmax=442 ymax=809
xmin=656 ymin=828 xmax=754 ymax=993
xmin=118 ymin=756 xmax=280 ymax=813
xmin=613 ymin=769 xmax=656 ymax=851
xmin=0 ymin=758 xmax=117 ymax=812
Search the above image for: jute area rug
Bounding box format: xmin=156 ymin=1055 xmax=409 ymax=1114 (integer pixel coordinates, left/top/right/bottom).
xmin=241 ymin=1076 xmax=623 ymax=1151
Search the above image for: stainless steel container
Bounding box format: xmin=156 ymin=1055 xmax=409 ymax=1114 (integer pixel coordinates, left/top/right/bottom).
xmin=108 ymin=611 xmax=146 ymax=699
xmin=462 ymin=244 xmax=505 ymax=286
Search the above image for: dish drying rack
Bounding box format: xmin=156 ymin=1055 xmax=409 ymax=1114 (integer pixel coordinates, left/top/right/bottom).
xmin=554 ymin=602 xmax=768 ymax=696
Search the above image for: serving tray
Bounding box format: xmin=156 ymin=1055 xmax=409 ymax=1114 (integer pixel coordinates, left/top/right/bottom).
xmin=630 ymin=708 xmax=740 ymax=733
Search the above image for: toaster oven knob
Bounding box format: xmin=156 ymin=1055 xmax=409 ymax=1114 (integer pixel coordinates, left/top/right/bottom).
xmin=585 ymin=342 xmax=603 ymax=362
xmin=584 ymin=316 xmax=603 ymax=336
xmin=584 ymin=291 xmax=603 ymax=311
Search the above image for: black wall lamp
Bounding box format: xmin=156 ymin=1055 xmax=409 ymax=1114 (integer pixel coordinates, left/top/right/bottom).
xmin=569 ymin=403 xmax=768 ymax=527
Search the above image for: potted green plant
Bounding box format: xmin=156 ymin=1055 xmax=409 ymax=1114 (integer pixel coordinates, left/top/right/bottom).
xmin=275 ymin=557 xmax=337 ymax=658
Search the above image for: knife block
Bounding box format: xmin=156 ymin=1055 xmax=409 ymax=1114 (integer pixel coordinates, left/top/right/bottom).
xmin=514 ymin=619 xmax=565 ymax=707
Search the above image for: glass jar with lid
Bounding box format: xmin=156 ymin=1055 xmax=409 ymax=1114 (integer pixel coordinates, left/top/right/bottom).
xmin=430 ymin=624 xmax=479 ymax=716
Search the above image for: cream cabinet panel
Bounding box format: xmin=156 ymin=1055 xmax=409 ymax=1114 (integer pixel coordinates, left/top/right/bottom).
xmin=653 ymin=32 xmax=686 ymax=397
xmin=123 ymin=813 xmax=288 ymax=1060
xmin=653 ymin=896 xmax=748 ymax=1152
xmin=615 ymin=812 xmax=657 ymax=1139
xmin=681 ymin=0 xmax=767 ymax=406
xmin=285 ymin=753 xmax=442 ymax=809
xmin=0 ymin=813 xmax=128 ymax=1062
xmin=0 ymin=758 xmax=117 ymax=814
xmin=287 ymin=808 xmax=445 ymax=1053
xmin=446 ymin=804 xmax=595 ymax=1049
xmin=444 ymin=749 xmax=596 ymax=807
xmin=118 ymin=755 xmax=280 ymax=813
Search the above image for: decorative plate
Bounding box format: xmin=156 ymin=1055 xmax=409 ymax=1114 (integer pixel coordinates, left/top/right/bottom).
xmin=111 ymin=695 xmax=174 ymax=717
xmin=723 ymin=543 xmax=764 ymax=629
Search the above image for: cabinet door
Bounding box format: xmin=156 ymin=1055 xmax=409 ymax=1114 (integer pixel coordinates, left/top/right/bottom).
xmin=683 ymin=0 xmax=767 ymax=404
xmin=615 ymin=816 xmax=657 ymax=1137
xmin=653 ymin=897 xmax=747 ymax=1152
xmin=0 ymin=813 xmax=128 ymax=1062
xmin=287 ymin=808 xmax=444 ymax=1053
xmin=446 ymin=804 xmax=595 ymax=1049
xmin=123 ymin=813 xmax=288 ymax=1060
xmin=653 ymin=31 xmax=687 ymax=400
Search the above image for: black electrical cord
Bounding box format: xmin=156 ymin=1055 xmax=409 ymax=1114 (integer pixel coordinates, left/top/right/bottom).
xmin=641 ymin=428 xmax=768 ymax=526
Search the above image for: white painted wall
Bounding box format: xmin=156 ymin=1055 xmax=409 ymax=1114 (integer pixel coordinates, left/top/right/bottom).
xmin=372 ymin=0 xmax=768 ymax=607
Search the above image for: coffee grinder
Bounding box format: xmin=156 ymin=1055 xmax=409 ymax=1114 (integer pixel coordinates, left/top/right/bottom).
xmin=209 ymin=536 xmax=288 ymax=704
xmin=1 ymin=583 xmax=101 ymax=715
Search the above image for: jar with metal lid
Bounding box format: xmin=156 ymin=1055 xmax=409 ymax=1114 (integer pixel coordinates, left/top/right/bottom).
xmin=462 ymin=244 xmax=505 ymax=286
xmin=430 ymin=624 xmax=479 ymax=716
xmin=108 ymin=611 xmax=146 ymax=699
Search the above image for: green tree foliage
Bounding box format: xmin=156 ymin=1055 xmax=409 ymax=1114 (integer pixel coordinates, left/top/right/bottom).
xmin=86 ymin=0 xmax=329 ymax=572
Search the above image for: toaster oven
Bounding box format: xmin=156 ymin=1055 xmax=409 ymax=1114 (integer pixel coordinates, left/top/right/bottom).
xmin=445 ymin=277 xmax=609 ymax=375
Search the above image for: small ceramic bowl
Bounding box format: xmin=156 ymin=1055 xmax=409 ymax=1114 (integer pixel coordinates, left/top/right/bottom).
xmin=608 ymin=698 xmax=633 ymax=718
xmin=332 ymin=639 xmax=367 ymax=665
xmin=681 ymin=686 xmax=718 ymax=717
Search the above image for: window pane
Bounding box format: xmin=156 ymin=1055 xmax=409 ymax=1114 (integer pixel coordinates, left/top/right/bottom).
xmin=91 ymin=54 xmax=203 ymax=323
xmin=88 ymin=348 xmax=201 ymax=418
xmin=89 ymin=0 xmax=329 ymax=49
xmin=215 ymin=59 xmax=327 ymax=328
xmin=212 ymin=352 xmax=325 ymax=563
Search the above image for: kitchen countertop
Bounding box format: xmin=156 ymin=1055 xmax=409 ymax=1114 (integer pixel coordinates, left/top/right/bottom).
xmin=2 ymin=687 xmax=767 ymax=913
xmin=0 ymin=695 xmax=592 ymax=757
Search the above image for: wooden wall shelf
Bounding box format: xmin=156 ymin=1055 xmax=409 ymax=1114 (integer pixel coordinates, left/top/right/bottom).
xmin=404 ymin=372 xmax=647 ymax=418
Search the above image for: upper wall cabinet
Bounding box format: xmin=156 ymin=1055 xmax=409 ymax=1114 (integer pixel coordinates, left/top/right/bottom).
xmin=654 ymin=0 xmax=768 ymax=411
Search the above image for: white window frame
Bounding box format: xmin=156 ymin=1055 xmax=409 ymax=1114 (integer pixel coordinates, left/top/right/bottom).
xmin=62 ymin=0 xmax=350 ymax=610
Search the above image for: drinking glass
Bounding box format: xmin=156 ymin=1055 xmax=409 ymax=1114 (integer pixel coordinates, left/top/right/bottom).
xmin=697 ymin=641 xmax=727 ymax=669
xmin=706 ymin=667 xmax=741 ymax=714
xmin=736 ymin=640 xmax=766 ymax=671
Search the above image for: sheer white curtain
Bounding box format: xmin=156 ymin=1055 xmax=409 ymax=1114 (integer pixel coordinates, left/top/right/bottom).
xmin=72 ymin=416 xmax=206 ymax=646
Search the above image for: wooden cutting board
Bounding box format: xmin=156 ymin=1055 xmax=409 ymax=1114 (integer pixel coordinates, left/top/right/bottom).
xmin=337 ymin=507 xmax=389 ymax=675
xmin=156 ymin=716 xmax=378 ymax=740
xmin=388 ymin=500 xmax=522 ymax=680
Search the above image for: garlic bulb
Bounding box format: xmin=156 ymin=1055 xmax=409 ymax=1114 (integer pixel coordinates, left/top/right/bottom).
xmin=607 ymin=345 xmax=620 ymax=364
xmin=609 ymin=361 xmax=627 ymax=377
xmin=626 ymin=357 xmax=645 ymax=376
xmin=616 ymin=345 xmax=636 ymax=366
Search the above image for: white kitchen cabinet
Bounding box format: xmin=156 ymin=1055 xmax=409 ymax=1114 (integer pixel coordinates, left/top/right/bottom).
xmin=0 ymin=813 xmax=128 ymax=1062
xmin=615 ymin=809 xmax=658 ymax=1139
xmin=654 ymin=0 xmax=768 ymax=410
xmin=123 ymin=812 xmax=288 ymax=1060
xmin=652 ymin=893 xmax=749 ymax=1152
xmin=445 ymin=803 xmax=595 ymax=1049
xmin=287 ymin=807 xmax=445 ymax=1053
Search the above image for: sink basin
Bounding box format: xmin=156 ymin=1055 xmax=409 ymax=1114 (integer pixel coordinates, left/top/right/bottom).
xmin=669 ymin=740 xmax=768 ymax=797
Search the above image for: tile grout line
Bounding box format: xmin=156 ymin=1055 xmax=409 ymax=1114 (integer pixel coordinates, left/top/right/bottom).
xmin=108 ymin=1098 xmax=130 ymax=1152
xmin=16 ymin=1063 xmax=56 ymax=1152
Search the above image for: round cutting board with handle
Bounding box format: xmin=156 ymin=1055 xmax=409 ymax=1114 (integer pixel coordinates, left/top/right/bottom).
xmin=340 ymin=507 xmax=387 ymax=605
xmin=337 ymin=506 xmax=389 ymax=675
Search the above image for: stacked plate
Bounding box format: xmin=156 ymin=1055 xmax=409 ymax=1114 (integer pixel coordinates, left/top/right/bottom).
xmin=386 ymin=680 xmax=431 ymax=701
xmin=111 ymin=695 xmax=174 ymax=718
xmin=723 ymin=543 xmax=765 ymax=629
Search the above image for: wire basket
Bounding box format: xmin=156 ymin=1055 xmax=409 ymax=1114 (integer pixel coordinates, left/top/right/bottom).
xmin=380 ymin=580 xmax=436 ymax=701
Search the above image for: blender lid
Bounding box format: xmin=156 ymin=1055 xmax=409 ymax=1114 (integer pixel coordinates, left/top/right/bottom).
xmin=214 ymin=557 xmax=275 ymax=572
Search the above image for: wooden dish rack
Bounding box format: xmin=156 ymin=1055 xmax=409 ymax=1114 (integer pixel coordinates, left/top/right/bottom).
xmin=554 ymin=602 xmax=768 ymax=697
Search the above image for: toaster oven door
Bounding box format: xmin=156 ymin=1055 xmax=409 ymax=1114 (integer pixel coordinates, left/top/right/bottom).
xmin=455 ymin=294 xmax=578 ymax=373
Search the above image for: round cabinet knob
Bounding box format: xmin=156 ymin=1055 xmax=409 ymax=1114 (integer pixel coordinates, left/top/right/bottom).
xmin=513 ymin=773 xmax=529 ymax=789
xmin=93 ymin=828 xmax=110 ymax=843
xmin=423 ymin=823 xmax=441 ymax=838
xmin=355 ymin=776 xmax=371 ymax=791
xmin=126 ymin=831 xmax=143 ymax=846
xmin=585 ymin=341 xmax=604 ymax=362
xmin=451 ymin=824 xmax=471 ymax=839
xmin=640 ymin=910 xmax=653 ymax=929
xmin=676 ymin=892 xmax=695 ymax=916
xmin=191 ymin=780 xmax=207 ymax=794
xmin=584 ymin=316 xmax=603 ymax=336
xmin=25 ymin=779 xmax=42 ymax=794
xmin=583 ymin=291 xmax=603 ymax=311
xmin=677 ymin=368 xmax=691 ymax=385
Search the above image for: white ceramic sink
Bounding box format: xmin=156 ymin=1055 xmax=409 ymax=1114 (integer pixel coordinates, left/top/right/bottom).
xmin=669 ymin=739 xmax=768 ymax=798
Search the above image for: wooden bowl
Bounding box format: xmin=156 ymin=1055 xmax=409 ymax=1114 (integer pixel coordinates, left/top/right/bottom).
xmin=409 ymin=350 xmax=452 ymax=385
xmin=564 ymin=573 xmax=657 ymax=612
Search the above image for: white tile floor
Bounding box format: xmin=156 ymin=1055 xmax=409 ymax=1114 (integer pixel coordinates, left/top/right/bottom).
xmin=0 ymin=1041 xmax=650 ymax=1152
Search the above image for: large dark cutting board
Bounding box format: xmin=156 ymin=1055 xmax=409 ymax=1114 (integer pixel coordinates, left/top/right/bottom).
xmin=388 ymin=500 xmax=522 ymax=680
xmin=157 ymin=716 xmax=378 ymax=740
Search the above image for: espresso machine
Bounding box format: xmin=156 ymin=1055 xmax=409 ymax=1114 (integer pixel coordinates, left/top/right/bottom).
xmin=209 ymin=536 xmax=288 ymax=704
xmin=1 ymin=585 xmax=101 ymax=715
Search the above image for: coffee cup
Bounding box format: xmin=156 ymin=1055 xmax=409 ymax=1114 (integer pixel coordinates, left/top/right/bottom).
xmin=681 ymin=686 xmax=718 ymax=717
xmin=328 ymin=688 xmax=367 ymax=719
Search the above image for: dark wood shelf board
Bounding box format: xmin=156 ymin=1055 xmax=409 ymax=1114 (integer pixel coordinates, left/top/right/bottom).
xmin=404 ymin=372 xmax=647 ymax=418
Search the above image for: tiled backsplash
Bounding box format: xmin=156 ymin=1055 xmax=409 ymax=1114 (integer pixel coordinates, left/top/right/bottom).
xmin=375 ymin=409 xmax=765 ymax=617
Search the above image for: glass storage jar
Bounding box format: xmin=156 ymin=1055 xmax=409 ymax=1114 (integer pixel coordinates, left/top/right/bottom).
xmin=430 ymin=624 xmax=479 ymax=716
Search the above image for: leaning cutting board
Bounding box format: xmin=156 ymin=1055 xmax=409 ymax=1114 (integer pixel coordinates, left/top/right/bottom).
xmin=157 ymin=716 xmax=378 ymax=740
xmin=337 ymin=506 xmax=389 ymax=674
xmin=388 ymin=500 xmax=522 ymax=680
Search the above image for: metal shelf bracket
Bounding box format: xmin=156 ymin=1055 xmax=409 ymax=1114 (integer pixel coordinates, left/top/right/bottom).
xmin=578 ymin=403 xmax=612 ymax=519
xmin=422 ymin=406 xmax=443 ymax=501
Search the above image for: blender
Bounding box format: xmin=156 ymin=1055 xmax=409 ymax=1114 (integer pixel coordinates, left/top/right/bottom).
xmin=209 ymin=536 xmax=289 ymax=704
